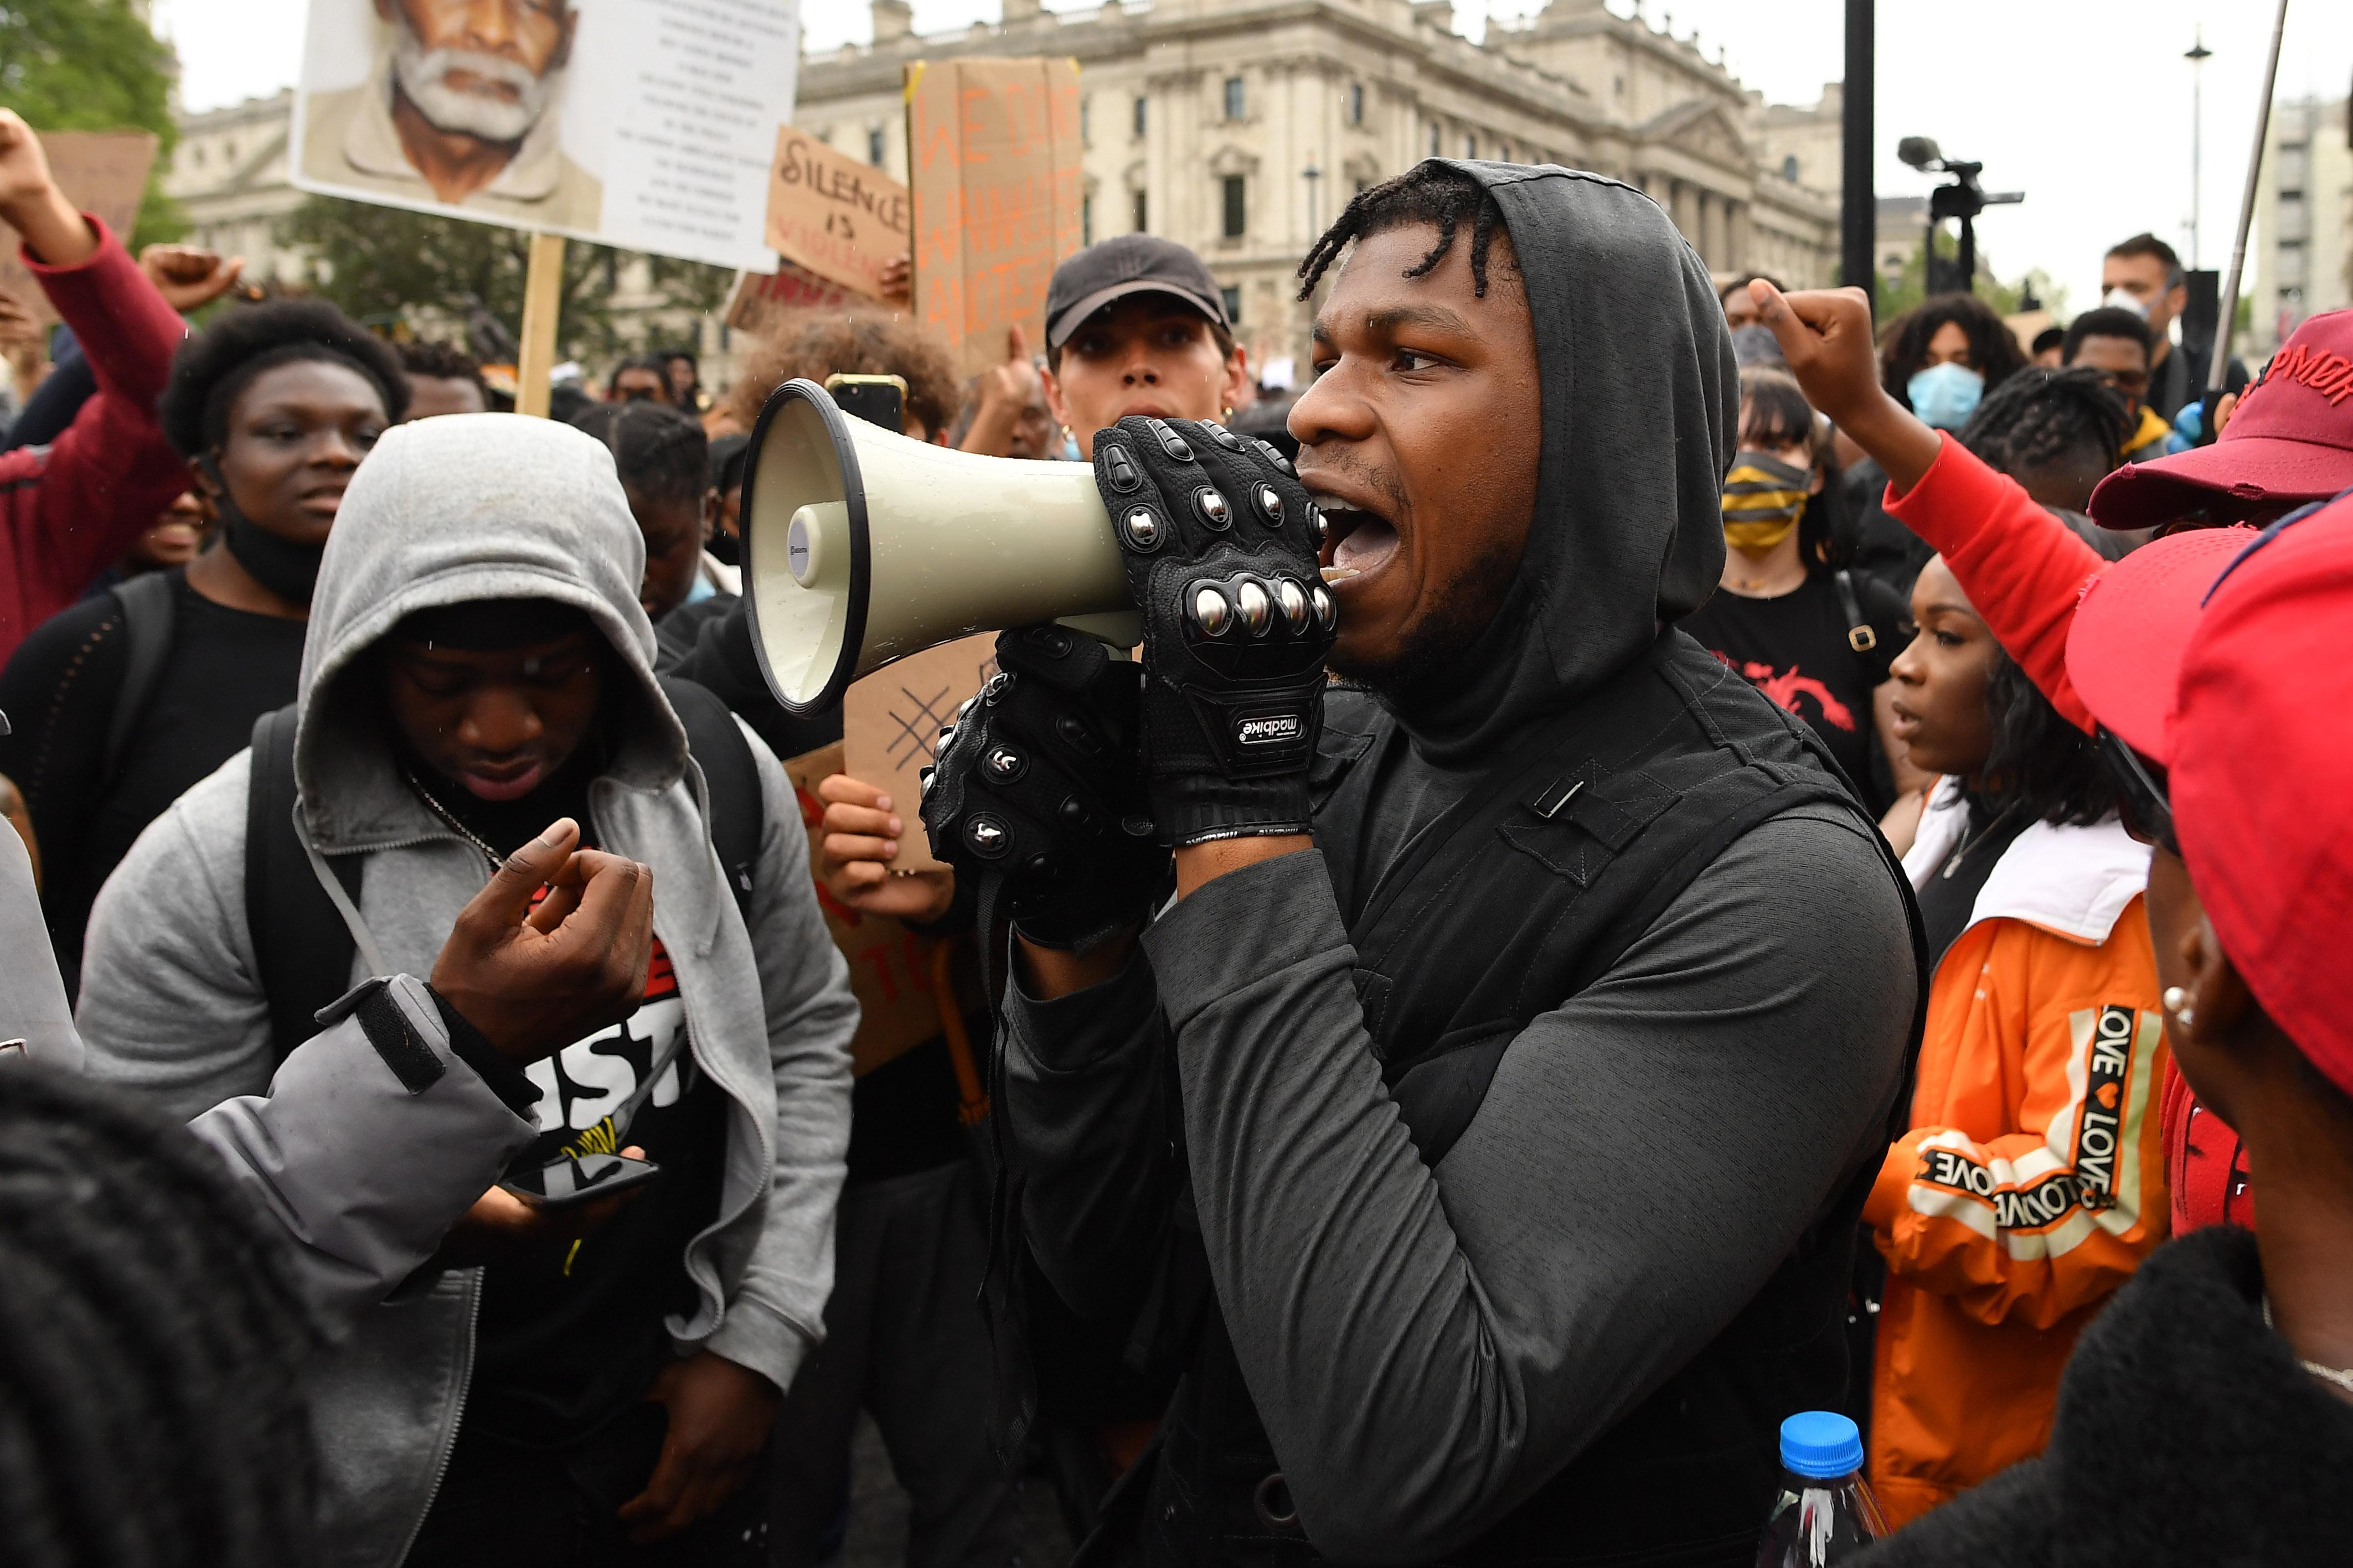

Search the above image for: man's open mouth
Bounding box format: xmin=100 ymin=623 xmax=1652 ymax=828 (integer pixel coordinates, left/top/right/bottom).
xmin=1315 ymin=503 xmax=1399 ymax=581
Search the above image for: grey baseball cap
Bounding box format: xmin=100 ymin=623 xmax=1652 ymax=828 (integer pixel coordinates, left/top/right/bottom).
xmin=1044 ymin=235 xmax=1230 ymax=350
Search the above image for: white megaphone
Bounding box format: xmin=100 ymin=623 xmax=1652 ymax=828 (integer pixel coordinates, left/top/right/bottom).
xmin=740 ymin=379 xmax=1141 ymax=715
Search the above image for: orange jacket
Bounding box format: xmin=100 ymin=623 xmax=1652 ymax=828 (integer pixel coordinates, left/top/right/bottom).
xmin=1866 ymin=782 xmax=2169 ymax=1528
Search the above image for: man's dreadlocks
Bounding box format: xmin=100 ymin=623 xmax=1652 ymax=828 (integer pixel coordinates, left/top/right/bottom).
xmin=0 ymin=1064 xmax=319 ymax=1567
xmin=1297 ymin=162 xmax=1512 ymax=301
xmin=1957 ymin=366 xmax=2135 ymax=479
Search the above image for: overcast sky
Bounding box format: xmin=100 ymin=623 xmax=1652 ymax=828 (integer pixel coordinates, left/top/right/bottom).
xmin=156 ymin=0 xmax=2351 ymax=314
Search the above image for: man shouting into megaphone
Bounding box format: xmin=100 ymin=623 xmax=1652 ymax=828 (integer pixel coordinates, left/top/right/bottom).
xmin=921 ymin=161 xmax=1925 ymax=1566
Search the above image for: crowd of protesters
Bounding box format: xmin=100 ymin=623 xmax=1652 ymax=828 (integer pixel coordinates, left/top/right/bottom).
xmin=0 ymin=87 xmax=2346 ymax=1568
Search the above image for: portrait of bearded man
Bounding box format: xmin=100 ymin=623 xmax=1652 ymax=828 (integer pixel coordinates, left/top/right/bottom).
xmin=299 ymin=0 xmax=603 ymax=230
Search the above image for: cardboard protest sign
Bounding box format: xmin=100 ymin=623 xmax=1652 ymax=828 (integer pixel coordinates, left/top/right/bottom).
xmin=904 ymin=56 xmax=1083 ymax=381
xmin=766 ymin=125 xmax=909 ymax=298
xmin=724 ymin=256 xmax=870 ymax=338
xmin=840 ymin=633 xmax=1001 ymax=874
xmin=0 ymin=131 xmax=156 ymax=324
xmin=290 ymin=0 xmax=798 ymax=269
xmin=780 ymin=740 xmax=948 ymax=1079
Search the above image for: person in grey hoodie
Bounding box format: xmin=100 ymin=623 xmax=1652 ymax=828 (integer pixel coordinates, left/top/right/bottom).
xmin=76 ymin=412 xmax=858 ymax=1567
xmin=919 ymin=161 xmax=1923 ymax=1566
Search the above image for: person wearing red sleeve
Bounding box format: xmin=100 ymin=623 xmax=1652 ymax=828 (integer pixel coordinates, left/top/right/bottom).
xmin=1750 ymin=282 xmax=2353 ymax=1245
xmin=0 ymin=111 xmax=194 ymax=664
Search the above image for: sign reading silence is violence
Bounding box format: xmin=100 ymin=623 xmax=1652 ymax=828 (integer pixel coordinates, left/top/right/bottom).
xmin=763 ymin=125 xmax=909 ymax=299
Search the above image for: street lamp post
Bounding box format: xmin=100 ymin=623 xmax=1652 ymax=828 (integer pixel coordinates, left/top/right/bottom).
xmin=2186 ymin=29 xmax=2212 ymax=268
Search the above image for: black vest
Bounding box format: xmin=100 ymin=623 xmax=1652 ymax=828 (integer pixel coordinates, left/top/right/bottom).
xmin=1113 ymin=630 xmax=1924 ymax=1568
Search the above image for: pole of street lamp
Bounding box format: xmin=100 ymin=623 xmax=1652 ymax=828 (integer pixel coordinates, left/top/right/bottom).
xmin=1840 ymin=0 xmax=1875 ymax=309
xmin=2186 ymin=29 xmax=2212 ymax=270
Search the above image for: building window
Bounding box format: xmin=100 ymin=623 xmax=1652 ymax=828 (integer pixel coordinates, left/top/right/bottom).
xmin=1224 ymin=77 xmax=1245 ymax=121
xmin=1221 ymin=175 xmax=1246 ymax=239
xmin=1133 ymin=189 xmax=1148 ymax=232
xmin=1081 ymin=95 xmax=1091 ymax=147
xmin=868 ymin=127 xmax=886 ymax=167
xmin=1349 ymin=83 xmax=1365 ymax=125
xmin=1465 ymin=132 xmax=1477 ymax=158
xmin=1134 ymin=96 xmax=1148 ymax=137
xmin=1781 ymin=154 xmax=1799 ymax=181
xmin=1497 ymin=141 xmax=1510 ymax=163
xmin=1428 ymin=123 xmax=1441 ymax=157
xmin=1221 ymin=284 xmax=1243 ymax=324
xmin=1083 ymin=194 xmax=1094 ymax=246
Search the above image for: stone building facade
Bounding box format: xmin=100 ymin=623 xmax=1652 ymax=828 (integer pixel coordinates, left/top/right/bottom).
xmin=2253 ymin=94 xmax=2351 ymax=357
xmin=798 ymin=0 xmax=1839 ymax=376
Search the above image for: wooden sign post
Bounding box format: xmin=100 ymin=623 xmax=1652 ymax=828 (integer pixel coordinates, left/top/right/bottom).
xmin=904 ymin=56 xmax=1084 ymax=381
xmin=515 ymin=232 xmax=566 ymax=418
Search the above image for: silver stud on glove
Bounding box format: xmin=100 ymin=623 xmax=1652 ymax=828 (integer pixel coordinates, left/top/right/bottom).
xmin=1191 ymin=585 xmax=1232 ymax=635
xmin=1236 ymin=579 xmax=1272 ymax=636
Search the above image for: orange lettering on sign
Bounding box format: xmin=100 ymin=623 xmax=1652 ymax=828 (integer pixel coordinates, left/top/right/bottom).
xmin=906 ymin=56 xmax=1085 ymax=380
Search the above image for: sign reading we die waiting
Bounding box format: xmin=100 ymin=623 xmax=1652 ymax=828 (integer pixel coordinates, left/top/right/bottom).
xmin=764 ymin=126 xmax=909 ymax=299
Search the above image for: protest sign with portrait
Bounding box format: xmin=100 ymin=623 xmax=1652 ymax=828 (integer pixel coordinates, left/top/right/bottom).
xmin=290 ymin=0 xmax=799 ymax=270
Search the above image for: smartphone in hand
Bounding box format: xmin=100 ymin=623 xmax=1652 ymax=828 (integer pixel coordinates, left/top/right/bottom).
xmin=499 ymin=1151 xmax=662 ymax=1208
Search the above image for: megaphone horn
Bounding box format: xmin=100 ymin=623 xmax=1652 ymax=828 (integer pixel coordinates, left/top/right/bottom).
xmin=740 ymin=379 xmax=1139 ymax=716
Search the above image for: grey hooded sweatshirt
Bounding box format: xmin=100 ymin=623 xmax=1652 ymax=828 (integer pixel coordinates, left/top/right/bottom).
xmin=76 ymin=413 xmax=858 ymax=1567
xmin=999 ymin=164 xmax=1918 ymax=1562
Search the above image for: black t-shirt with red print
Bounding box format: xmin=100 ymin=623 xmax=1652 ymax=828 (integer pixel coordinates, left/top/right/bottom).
xmin=405 ymin=759 xmax=732 ymax=1446
xmin=1679 ymin=571 xmax=1907 ymax=815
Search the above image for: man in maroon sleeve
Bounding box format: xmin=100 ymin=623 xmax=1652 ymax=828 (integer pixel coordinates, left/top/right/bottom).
xmin=0 ymin=108 xmax=200 ymax=663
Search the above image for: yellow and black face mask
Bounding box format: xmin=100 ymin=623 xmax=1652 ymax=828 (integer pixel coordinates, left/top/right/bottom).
xmin=1721 ymin=450 xmax=1812 ymax=553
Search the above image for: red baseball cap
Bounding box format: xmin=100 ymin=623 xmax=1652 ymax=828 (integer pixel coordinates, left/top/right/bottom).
xmin=2065 ymin=527 xmax=2257 ymax=758
xmin=2066 ymin=495 xmax=2353 ymax=1095
xmin=2087 ymin=308 xmax=2353 ymax=531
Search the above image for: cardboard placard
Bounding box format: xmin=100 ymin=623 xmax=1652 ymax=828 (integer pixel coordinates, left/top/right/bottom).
xmin=0 ymin=130 xmax=157 ymax=325
xmin=765 ymin=125 xmax=909 ymax=298
xmin=840 ymin=634 xmax=1002 ymax=873
xmin=724 ymin=255 xmax=871 ymax=338
xmin=904 ymin=56 xmax=1083 ymax=381
xmin=780 ymin=740 xmax=946 ymax=1079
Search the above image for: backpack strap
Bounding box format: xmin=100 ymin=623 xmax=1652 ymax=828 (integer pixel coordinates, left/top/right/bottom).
xmin=101 ymin=571 xmax=177 ymax=782
xmin=658 ymin=673 xmax=762 ymax=927
xmin=245 ymin=703 xmax=363 ymax=1066
xmin=1831 ymin=568 xmax=1878 ymax=657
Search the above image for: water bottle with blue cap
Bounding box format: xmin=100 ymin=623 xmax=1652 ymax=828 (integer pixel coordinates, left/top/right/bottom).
xmin=1754 ymin=1411 xmax=1888 ymax=1567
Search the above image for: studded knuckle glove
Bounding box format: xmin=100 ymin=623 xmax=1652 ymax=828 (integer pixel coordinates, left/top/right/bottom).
xmin=1093 ymin=415 xmax=1336 ymax=847
xmin=917 ymin=624 xmax=1168 ymax=950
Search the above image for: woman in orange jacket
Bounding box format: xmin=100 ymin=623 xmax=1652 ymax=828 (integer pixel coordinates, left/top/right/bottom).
xmin=1867 ymin=552 xmax=2169 ymax=1527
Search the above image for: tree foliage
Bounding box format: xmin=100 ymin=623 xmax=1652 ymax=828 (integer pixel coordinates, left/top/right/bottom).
xmin=1877 ymin=227 xmax=2063 ymax=325
xmin=277 ymin=195 xmax=731 ymax=365
xmin=0 ymin=0 xmax=184 ymax=246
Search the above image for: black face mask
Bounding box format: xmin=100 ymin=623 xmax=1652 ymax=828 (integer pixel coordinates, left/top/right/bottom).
xmin=206 ymin=458 xmax=326 ymax=607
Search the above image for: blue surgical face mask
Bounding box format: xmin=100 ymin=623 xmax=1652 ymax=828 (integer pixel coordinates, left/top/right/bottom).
xmin=1907 ymin=361 xmax=1985 ymax=431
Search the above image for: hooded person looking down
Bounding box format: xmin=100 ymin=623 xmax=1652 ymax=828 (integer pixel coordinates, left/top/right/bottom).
xmin=917 ymin=161 xmax=1923 ymax=1565
xmin=74 ymin=414 xmax=858 ymax=1567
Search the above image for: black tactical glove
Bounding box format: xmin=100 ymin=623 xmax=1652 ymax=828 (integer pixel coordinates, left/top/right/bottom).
xmin=1093 ymin=416 xmax=1335 ymax=847
xmin=919 ymin=624 xmax=1169 ymax=950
